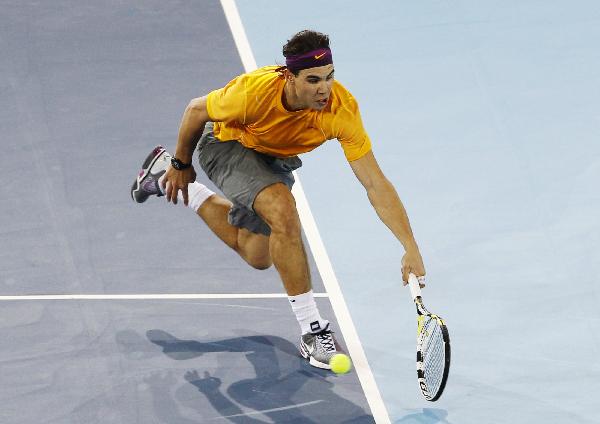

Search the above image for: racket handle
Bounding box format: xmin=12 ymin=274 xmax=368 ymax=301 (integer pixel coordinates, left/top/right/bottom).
xmin=408 ymin=273 xmax=424 ymax=300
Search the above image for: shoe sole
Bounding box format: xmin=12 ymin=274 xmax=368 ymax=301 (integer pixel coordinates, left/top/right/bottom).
xmin=131 ymin=145 xmax=166 ymax=203
xmin=299 ymin=341 xmax=332 ymax=370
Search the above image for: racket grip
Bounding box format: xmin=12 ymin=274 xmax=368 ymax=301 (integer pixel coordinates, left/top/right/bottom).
xmin=408 ymin=273 xmax=423 ymax=300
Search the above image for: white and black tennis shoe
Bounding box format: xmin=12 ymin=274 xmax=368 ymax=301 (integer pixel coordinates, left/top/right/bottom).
xmin=300 ymin=324 xmax=341 ymax=370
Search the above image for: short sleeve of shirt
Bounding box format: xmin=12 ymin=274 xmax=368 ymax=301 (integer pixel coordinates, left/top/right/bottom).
xmin=206 ymin=75 xmax=248 ymax=124
xmin=332 ymin=95 xmax=372 ymax=162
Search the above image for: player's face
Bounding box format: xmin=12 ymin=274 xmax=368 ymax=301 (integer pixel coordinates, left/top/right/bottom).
xmin=292 ymin=64 xmax=335 ymax=110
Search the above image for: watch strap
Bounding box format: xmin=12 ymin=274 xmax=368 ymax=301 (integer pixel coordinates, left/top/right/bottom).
xmin=171 ymin=156 xmax=192 ymax=170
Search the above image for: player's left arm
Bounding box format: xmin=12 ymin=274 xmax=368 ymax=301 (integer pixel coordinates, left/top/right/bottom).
xmin=349 ymin=150 xmax=426 ymax=285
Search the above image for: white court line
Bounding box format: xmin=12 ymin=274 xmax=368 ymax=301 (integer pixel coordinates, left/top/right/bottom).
xmin=214 ymin=400 xmax=324 ymax=420
xmin=220 ymin=2 xmax=391 ymax=423
xmin=0 ymin=293 xmax=329 ymax=301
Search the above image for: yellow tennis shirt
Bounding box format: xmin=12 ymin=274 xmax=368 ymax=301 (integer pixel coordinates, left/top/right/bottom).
xmin=206 ymin=66 xmax=371 ymax=161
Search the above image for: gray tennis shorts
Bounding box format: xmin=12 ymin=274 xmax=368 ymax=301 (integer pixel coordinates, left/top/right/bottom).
xmin=197 ymin=122 xmax=302 ymax=236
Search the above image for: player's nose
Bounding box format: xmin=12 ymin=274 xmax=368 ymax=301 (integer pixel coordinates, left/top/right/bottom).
xmin=316 ymin=81 xmax=327 ymax=94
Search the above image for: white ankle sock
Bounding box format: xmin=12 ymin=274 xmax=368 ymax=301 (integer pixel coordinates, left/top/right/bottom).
xmin=158 ymin=176 xmax=214 ymax=212
xmin=288 ymin=290 xmax=329 ymax=334
xmin=184 ymin=182 xmax=215 ymax=212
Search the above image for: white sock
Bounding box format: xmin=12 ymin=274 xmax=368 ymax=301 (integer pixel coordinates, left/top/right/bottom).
xmin=288 ymin=290 xmax=330 ymax=334
xmin=184 ymin=181 xmax=215 ymax=212
xmin=158 ymin=175 xmax=214 ymax=212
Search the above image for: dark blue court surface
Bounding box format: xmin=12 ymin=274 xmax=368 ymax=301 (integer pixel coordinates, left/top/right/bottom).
xmin=0 ymin=2 xmax=375 ymax=422
xmin=2 ymin=299 xmax=372 ymax=423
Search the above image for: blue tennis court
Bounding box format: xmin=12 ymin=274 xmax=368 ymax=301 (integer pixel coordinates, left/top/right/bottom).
xmin=2 ymin=1 xmax=599 ymax=423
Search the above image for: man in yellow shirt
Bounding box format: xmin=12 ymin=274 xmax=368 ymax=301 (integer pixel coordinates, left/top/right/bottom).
xmin=131 ymin=30 xmax=426 ymax=370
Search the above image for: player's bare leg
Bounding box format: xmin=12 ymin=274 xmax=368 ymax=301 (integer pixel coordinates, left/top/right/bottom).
xmin=251 ymin=183 xmax=342 ymax=368
xmin=196 ymin=195 xmax=272 ymax=270
xmin=252 ymin=182 xmax=311 ymax=296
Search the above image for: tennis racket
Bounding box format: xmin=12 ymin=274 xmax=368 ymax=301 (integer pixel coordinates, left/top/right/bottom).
xmin=407 ymin=273 xmax=451 ymax=401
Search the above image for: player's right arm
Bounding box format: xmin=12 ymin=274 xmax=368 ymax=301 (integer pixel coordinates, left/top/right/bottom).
xmin=164 ymin=73 xmax=250 ymax=205
xmin=163 ymin=96 xmax=211 ymax=205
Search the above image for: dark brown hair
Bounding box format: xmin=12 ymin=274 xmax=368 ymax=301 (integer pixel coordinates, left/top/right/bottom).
xmin=280 ymin=30 xmax=330 ymax=75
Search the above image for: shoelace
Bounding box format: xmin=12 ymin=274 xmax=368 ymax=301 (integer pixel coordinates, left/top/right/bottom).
xmin=316 ymin=330 xmax=336 ymax=353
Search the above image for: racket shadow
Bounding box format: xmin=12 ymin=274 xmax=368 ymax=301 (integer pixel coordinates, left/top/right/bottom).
xmin=394 ymin=408 xmax=452 ymax=424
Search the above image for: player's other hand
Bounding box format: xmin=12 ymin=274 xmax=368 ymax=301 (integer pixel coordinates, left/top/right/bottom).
xmin=401 ymin=248 xmax=426 ymax=287
xmin=162 ymin=165 xmax=196 ymax=206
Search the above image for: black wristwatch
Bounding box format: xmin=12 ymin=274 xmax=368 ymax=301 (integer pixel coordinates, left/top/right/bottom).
xmin=171 ymin=156 xmax=192 ymax=170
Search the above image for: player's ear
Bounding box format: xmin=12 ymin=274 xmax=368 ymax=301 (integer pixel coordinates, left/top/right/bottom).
xmin=284 ymin=68 xmax=295 ymax=83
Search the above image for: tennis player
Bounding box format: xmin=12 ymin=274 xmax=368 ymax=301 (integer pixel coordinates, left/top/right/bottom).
xmin=131 ymin=30 xmax=426 ymax=370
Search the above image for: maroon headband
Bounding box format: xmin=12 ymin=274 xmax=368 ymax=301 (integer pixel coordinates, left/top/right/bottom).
xmin=285 ymin=48 xmax=333 ymax=73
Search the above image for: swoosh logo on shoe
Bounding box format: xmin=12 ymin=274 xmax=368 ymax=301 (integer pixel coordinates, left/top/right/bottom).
xmin=314 ymin=53 xmax=326 ymax=59
xmin=302 ymin=341 xmax=315 ymax=354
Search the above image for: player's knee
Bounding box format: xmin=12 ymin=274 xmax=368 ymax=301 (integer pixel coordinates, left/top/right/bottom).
xmin=268 ymin=201 xmax=301 ymax=236
xmin=247 ymin=256 xmax=273 ymax=270
xmin=243 ymin=249 xmax=273 ymax=270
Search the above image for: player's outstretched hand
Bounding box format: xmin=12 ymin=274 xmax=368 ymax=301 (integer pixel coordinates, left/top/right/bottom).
xmin=162 ymin=166 xmax=196 ymax=206
xmin=401 ymin=248 xmax=426 ymax=287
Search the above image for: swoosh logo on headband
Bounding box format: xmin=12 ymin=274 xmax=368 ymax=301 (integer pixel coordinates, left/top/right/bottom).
xmin=314 ymin=53 xmax=326 ymax=59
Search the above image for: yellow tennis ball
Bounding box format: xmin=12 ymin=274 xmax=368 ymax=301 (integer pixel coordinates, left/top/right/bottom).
xmin=330 ymin=354 xmax=352 ymax=374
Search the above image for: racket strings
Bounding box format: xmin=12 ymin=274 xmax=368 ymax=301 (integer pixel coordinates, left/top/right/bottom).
xmin=420 ymin=317 xmax=446 ymax=395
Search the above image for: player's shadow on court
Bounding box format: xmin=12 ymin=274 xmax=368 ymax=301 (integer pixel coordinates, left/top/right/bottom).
xmin=146 ymin=329 xmax=374 ymax=423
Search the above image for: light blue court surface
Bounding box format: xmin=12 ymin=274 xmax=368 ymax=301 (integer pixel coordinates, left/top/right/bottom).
xmin=2 ymin=1 xmax=600 ymax=423
xmin=237 ymin=1 xmax=600 ymax=423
